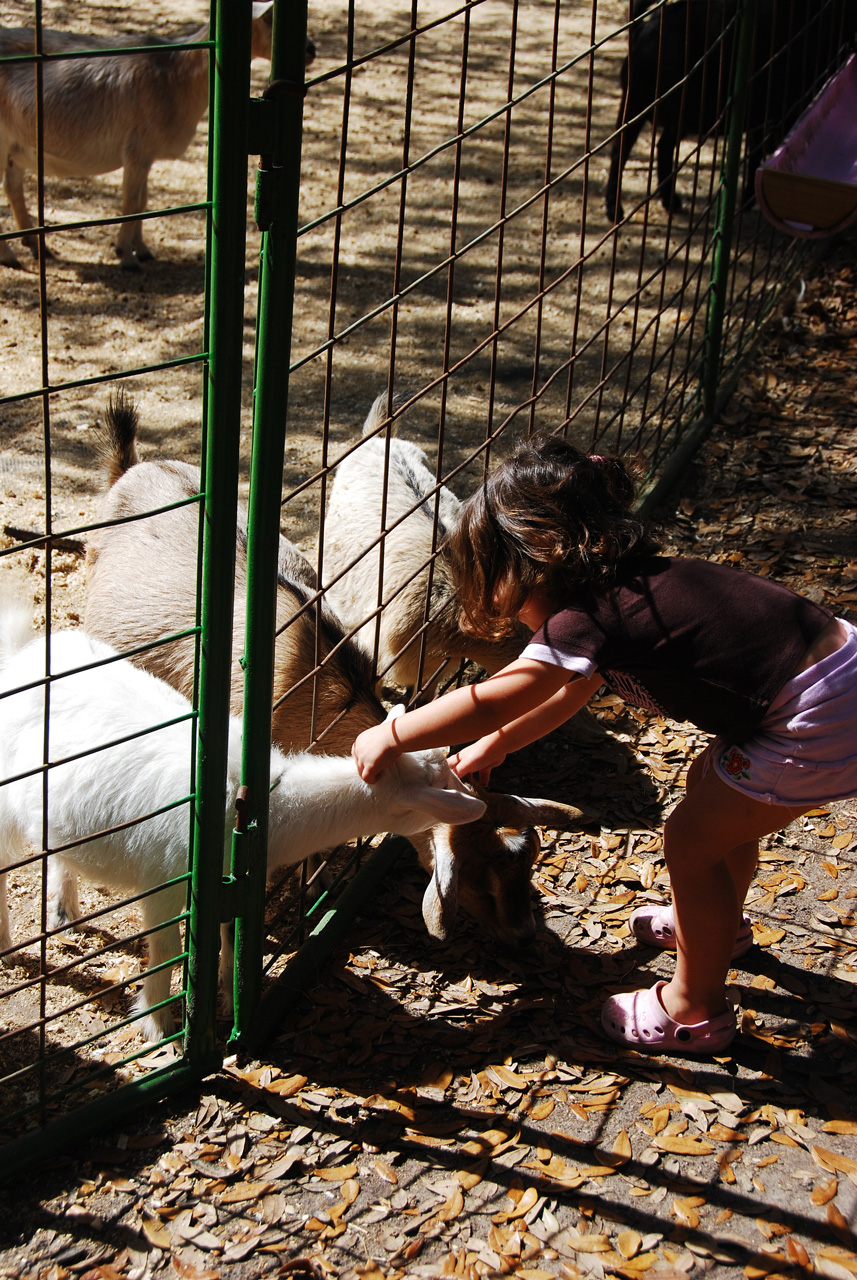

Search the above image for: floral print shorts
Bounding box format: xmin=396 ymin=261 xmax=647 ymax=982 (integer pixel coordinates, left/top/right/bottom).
xmin=709 ymin=618 xmax=857 ymax=807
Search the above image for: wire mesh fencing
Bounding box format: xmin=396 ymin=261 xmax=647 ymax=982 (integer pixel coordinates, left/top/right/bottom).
xmin=243 ymin=0 xmax=854 ymax=1028
xmin=0 ymin=0 xmax=268 ymax=1163
xmin=0 ymin=0 xmax=853 ymax=1159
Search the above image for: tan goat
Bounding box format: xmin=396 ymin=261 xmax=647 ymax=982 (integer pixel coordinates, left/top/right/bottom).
xmin=0 ymin=3 xmax=311 ymax=270
xmin=84 ymin=394 xmax=589 ymax=944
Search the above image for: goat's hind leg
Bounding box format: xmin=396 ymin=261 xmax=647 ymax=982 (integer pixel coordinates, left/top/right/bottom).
xmin=116 ymin=158 xmax=153 ymax=270
xmin=47 ymin=855 xmax=82 ymax=932
xmin=605 ymin=77 xmax=651 ymax=223
xmin=656 ymin=126 xmax=683 ymax=213
xmin=136 ymin=886 xmax=184 ymax=1042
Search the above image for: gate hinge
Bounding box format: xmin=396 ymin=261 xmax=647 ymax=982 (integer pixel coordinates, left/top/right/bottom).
xmin=248 ymin=79 xmax=306 ymax=231
xmin=247 ymin=79 xmax=306 ymax=161
xmin=220 ymin=784 xmax=252 ymax=920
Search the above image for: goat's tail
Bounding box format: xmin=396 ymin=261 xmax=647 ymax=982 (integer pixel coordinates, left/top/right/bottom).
xmin=361 ymin=389 xmax=412 ymax=439
xmin=98 ymin=389 xmax=140 ymax=486
xmin=0 ymin=599 xmax=34 ymax=673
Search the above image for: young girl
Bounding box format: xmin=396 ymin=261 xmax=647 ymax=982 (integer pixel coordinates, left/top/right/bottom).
xmin=352 ymin=434 xmax=857 ymax=1054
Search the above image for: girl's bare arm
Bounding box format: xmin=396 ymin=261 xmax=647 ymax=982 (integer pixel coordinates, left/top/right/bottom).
xmin=352 ymin=658 xmax=575 ymax=782
xmin=448 ymin=670 xmax=603 ymax=781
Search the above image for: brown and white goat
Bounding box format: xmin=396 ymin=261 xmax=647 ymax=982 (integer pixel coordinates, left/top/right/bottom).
xmin=322 ymin=392 xmax=523 ymax=696
xmin=0 ymin=3 xmax=313 ymax=269
xmin=84 ymin=394 xmax=588 ymax=944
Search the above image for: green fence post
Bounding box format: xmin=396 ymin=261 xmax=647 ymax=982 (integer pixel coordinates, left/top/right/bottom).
xmin=230 ymin=0 xmax=309 ymax=1046
xmin=702 ymin=0 xmax=758 ymax=417
xmin=184 ymin=0 xmax=256 ymax=1071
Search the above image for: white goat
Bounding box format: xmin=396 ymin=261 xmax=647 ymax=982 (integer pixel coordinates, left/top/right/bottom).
xmin=0 ymin=615 xmax=486 ymax=1042
xmin=0 ymin=3 xmax=310 ymax=270
xmin=322 ymin=393 xmax=522 ymax=695
xmin=84 ymin=394 xmax=589 ymax=947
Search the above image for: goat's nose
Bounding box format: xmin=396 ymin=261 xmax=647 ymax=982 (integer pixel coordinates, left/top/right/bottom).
xmin=504 ymin=921 xmax=537 ymax=951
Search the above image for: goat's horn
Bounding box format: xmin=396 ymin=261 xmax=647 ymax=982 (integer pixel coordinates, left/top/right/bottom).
xmin=487 ymin=792 xmax=592 ymax=829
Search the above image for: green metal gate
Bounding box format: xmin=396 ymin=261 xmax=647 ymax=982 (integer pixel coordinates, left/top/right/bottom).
xmin=0 ymin=0 xmax=851 ymax=1170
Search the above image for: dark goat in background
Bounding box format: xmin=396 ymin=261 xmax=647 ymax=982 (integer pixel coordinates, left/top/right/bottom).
xmin=605 ymin=0 xmax=852 ymax=223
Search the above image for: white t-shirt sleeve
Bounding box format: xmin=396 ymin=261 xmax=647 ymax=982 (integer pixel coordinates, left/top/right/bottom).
xmin=520 ymin=640 xmax=597 ymax=678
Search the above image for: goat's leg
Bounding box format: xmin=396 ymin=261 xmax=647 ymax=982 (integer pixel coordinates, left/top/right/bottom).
xmin=136 ymin=887 xmax=183 ymax=1041
xmin=605 ymin=90 xmax=649 ymax=223
xmin=46 ymin=855 xmax=82 ymax=931
xmin=6 ymin=159 xmax=53 ymax=259
xmin=0 ymin=870 xmax=12 ymax=962
xmin=116 ymin=158 xmax=152 ymax=270
xmin=656 ymin=126 xmax=683 ymax=213
xmin=0 ymin=159 xmax=25 ymax=268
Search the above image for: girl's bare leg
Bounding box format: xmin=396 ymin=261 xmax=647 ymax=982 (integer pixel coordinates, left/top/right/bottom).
xmin=659 ymin=762 xmax=807 ymax=1026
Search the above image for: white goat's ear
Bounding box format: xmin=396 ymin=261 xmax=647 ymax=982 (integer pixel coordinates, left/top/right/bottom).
xmin=421 ymin=830 xmax=459 ymax=939
xmin=411 ymin=784 xmax=486 ymax=825
xmin=386 ymin=704 xmax=406 ymax=721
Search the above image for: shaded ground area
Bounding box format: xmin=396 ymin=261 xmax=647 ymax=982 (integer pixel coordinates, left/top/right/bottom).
xmin=1 ymin=239 xmax=857 ymax=1280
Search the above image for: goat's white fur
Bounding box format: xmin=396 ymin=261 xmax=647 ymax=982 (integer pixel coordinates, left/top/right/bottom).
xmin=0 ymin=621 xmax=485 ymax=1042
xmin=0 ymin=3 xmax=282 ymax=270
xmin=322 ymin=392 xmax=522 ymax=693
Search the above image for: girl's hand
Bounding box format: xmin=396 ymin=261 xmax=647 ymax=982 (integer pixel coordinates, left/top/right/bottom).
xmin=352 ymin=722 xmax=401 ymax=783
xmin=448 ymin=735 xmax=506 ymax=785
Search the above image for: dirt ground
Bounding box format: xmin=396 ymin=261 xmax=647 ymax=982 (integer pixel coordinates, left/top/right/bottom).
xmin=0 ymin=236 xmax=855 ymax=1278
xmin=1 ymin=0 xmax=857 ymax=1276
xmin=0 ymin=0 xmax=738 ymax=1120
xmin=0 ymin=0 xmax=756 ymax=603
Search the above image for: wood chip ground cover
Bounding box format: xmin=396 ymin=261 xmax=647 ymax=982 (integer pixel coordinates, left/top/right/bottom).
xmin=2 ymin=244 xmax=857 ymax=1280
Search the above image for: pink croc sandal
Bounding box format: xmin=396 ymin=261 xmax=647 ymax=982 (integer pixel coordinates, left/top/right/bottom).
xmin=630 ymin=904 xmax=754 ymax=959
xmin=601 ymin=981 xmax=737 ymax=1054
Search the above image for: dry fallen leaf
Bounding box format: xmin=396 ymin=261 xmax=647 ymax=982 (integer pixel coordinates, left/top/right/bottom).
xmin=812 ymin=1179 xmax=840 ymax=1205
xmin=611 ymin=1130 xmax=633 ymax=1163
xmin=813 ymin=1146 xmax=857 ymax=1179
xmin=314 ymin=1163 xmax=359 ymax=1183
xmin=616 ymin=1229 xmax=643 ymax=1259
xmin=653 ymin=1135 xmax=715 ymax=1156
xmin=565 ymin=1234 xmax=612 ymax=1253
xmin=493 ymin=1185 xmax=539 ymax=1223
xmin=373 ymin=1158 xmax=398 ymax=1185
xmin=171 ymin=1258 xmax=221 ymax=1280
xmin=140 ymin=1217 xmax=172 ymax=1249
xmin=218 ymin=1181 xmax=274 ymax=1203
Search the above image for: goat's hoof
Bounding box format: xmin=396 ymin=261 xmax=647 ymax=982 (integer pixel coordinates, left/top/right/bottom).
xmin=47 ymin=907 xmax=81 ymax=933
xmin=0 ymin=254 xmax=24 ymax=270
xmin=136 ymin=1005 xmax=177 ymax=1044
xmin=22 ymin=236 xmax=52 ymax=261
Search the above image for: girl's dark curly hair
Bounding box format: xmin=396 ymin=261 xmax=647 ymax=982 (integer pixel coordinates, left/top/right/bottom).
xmin=447 ymin=433 xmax=660 ymax=639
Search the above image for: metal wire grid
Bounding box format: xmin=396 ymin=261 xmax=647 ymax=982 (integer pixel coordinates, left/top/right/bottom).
xmin=0 ymin=0 xmax=851 ymax=1150
xmin=0 ymin=0 xmax=259 ymax=1154
xmin=251 ymin=0 xmax=851 ymax=988
xmin=278 ymin=0 xmax=845 ymax=710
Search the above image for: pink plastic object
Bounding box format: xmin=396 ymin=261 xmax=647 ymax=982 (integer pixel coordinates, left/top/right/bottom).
xmin=756 ymin=52 xmax=857 ymax=239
